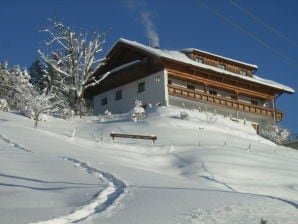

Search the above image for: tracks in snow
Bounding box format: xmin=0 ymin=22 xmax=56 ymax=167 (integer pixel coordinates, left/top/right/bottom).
xmin=0 ymin=134 xmax=32 ymax=152
xmin=0 ymin=132 xmax=126 ymax=223
xmin=31 ymin=157 xmax=126 ymax=224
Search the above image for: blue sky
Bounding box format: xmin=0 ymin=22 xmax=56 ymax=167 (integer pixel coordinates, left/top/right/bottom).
xmin=1 ymin=0 xmax=297 ymax=134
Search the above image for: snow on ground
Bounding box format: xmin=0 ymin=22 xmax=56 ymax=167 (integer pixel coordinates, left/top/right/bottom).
xmin=0 ymin=107 xmax=297 ymax=224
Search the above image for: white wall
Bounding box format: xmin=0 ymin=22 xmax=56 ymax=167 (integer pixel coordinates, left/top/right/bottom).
xmin=93 ymin=70 xmax=168 ymax=115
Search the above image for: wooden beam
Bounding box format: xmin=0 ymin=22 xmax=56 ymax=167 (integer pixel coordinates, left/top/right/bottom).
xmin=167 ymin=68 xmax=274 ymax=100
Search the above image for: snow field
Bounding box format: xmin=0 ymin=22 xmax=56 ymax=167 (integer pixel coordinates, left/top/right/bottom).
xmin=0 ymin=106 xmax=297 ymax=223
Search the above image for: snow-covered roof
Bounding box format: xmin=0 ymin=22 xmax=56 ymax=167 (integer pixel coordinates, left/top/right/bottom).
xmin=180 ymin=48 xmax=258 ymax=69
xmin=112 ymin=38 xmax=295 ymax=94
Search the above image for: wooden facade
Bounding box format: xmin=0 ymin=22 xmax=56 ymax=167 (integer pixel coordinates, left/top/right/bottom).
xmin=168 ymin=84 xmax=283 ymax=121
xmin=86 ymin=39 xmax=294 ymax=124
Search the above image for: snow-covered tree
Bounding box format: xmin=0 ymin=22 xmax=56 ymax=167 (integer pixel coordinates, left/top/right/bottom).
xmin=22 ymin=91 xmax=59 ymax=128
xmin=42 ymin=62 xmax=73 ymax=113
xmin=0 ymin=99 xmax=9 ymax=112
xmin=29 ymin=59 xmax=47 ymax=92
xmin=259 ymin=124 xmax=290 ymax=144
xmin=38 ymin=19 xmax=107 ymax=117
xmin=0 ymin=62 xmax=10 ymax=100
xmin=29 ymin=58 xmax=79 ymax=115
xmin=10 ymin=65 xmax=35 ymax=109
xmin=0 ymin=61 xmax=63 ymax=124
xmin=0 ymin=62 xmax=35 ymax=110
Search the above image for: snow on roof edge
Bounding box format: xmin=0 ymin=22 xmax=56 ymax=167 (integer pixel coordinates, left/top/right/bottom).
xmin=109 ymin=38 xmax=295 ymax=94
xmin=253 ymin=75 xmax=295 ymax=94
xmin=181 ymin=48 xmax=258 ymax=69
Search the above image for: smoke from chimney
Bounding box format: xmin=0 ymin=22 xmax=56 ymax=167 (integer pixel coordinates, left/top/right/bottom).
xmin=126 ymin=0 xmax=160 ymax=48
xmin=140 ymin=11 xmax=159 ymax=48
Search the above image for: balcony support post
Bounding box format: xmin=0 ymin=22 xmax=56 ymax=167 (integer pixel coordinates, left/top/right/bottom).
xmin=272 ymin=98 xmax=276 ymax=125
xmin=273 ymin=93 xmax=283 ymax=125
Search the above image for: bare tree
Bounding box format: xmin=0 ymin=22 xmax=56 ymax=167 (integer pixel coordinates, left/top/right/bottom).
xmin=38 ymin=19 xmax=107 ymax=117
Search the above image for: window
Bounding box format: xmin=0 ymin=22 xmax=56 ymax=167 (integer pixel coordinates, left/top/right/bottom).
xmin=138 ymin=82 xmax=145 ymax=93
xmin=251 ymin=100 xmax=258 ymax=105
xmin=101 ymin=97 xmax=108 ymax=105
xmin=115 ymin=90 xmax=122 ymax=101
xmin=240 ymin=70 xmax=247 ymax=76
xmin=196 ymin=57 xmax=204 ymax=64
xmin=187 ymin=84 xmax=195 ymax=90
xmin=209 ymin=90 xmax=217 ymax=95
xmin=231 ymin=95 xmax=237 ymax=100
xmin=263 ymin=102 xmax=270 ymax=108
xmin=218 ymin=64 xmax=226 ymax=70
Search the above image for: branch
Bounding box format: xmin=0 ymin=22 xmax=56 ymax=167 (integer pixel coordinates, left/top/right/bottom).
xmin=38 ymin=50 xmax=71 ymax=77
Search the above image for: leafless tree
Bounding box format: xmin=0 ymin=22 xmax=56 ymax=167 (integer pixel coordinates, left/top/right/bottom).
xmin=39 ymin=19 xmax=108 ymax=117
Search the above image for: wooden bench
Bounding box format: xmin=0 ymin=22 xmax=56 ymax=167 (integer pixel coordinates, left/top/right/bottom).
xmin=110 ymin=133 xmax=157 ymax=144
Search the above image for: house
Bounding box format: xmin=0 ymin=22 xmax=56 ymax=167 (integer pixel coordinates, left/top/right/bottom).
xmin=85 ymin=38 xmax=294 ymax=129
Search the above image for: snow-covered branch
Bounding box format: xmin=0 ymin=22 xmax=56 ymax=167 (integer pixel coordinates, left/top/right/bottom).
xmin=38 ymin=50 xmax=71 ymax=78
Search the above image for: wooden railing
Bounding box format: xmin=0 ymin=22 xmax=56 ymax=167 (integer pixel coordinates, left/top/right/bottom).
xmin=168 ymin=84 xmax=283 ymax=121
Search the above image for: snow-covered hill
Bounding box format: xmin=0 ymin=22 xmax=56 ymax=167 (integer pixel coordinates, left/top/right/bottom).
xmin=0 ymin=106 xmax=297 ymax=224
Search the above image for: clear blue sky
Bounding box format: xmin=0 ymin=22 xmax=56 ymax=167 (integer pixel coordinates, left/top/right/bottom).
xmin=1 ymin=0 xmax=297 ymax=134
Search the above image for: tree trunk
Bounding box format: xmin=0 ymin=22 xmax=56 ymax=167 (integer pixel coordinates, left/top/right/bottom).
xmin=34 ymin=113 xmax=39 ymax=128
xmin=77 ymin=90 xmax=85 ymax=118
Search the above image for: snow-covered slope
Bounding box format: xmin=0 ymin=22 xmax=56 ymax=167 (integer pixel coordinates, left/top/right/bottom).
xmin=0 ymin=107 xmax=297 ymax=224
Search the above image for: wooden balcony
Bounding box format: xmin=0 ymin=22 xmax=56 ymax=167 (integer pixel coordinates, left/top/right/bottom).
xmin=168 ymin=84 xmax=283 ymax=121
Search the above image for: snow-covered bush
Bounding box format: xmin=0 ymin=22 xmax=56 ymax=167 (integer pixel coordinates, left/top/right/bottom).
xmin=104 ymin=110 xmax=112 ymax=117
xmin=62 ymin=109 xmax=75 ymax=120
xmin=131 ymin=100 xmax=145 ymax=122
xmin=205 ymin=111 xmax=217 ymax=124
xmin=40 ymin=114 xmax=48 ymax=122
xmin=0 ymin=99 xmax=9 ymax=112
xmin=98 ymin=110 xmax=112 ymax=121
xmin=259 ymin=124 xmax=290 ymax=144
xmin=179 ymin=111 xmax=189 ymax=120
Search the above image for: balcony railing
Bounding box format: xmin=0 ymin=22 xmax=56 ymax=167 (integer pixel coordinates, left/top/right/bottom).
xmin=168 ymin=84 xmax=283 ymax=121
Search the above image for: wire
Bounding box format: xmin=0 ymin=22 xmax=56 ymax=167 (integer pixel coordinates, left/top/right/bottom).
xmin=227 ymin=0 xmax=298 ymax=48
xmin=193 ymin=0 xmax=298 ymax=66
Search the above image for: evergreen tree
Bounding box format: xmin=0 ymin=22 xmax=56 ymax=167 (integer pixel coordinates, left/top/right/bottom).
xmin=43 ymin=62 xmax=72 ymax=112
xmin=28 ymin=59 xmax=46 ymax=92
xmin=9 ymin=65 xmax=35 ymax=110
xmin=0 ymin=62 xmax=10 ymax=100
